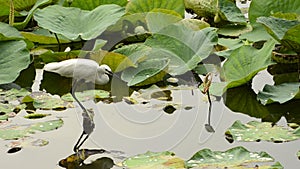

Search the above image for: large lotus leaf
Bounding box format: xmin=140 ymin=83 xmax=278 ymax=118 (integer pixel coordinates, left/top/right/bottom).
xmin=226 ymin=120 xmax=300 ymax=143
xmin=145 ymin=12 xmax=182 ymax=33
xmin=113 ymin=43 xmax=152 ymax=64
xmin=257 ymin=16 xmax=300 ymax=52
xmin=249 ymin=0 xmax=300 ymax=25
xmin=61 ymin=90 xmax=110 ymax=102
xmin=184 ymin=0 xmax=245 ymax=24
xmin=90 ymin=50 xmax=135 ymax=72
xmin=63 ymin=0 xmax=127 ymax=10
xmin=0 ymin=40 xmax=30 ymax=85
xmin=223 ymin=40 xmax=275 ymax=89
xmin=218 ymin=0 xmax=246 ymax=23
xmin=0 ymin=22 xmax=23 ymax=40
xmin=39 ymin=50 xmax=81 ymax=63
xmin=145 ymin=25 xmax=217 ymax=75
xmin=34 ymin=4 xmax=125 ymax=40
xmin=13 ymin=0 xmax=52 ymax=30
xmin=122 ymin=151 xmax=185 ymax=169
xmin=257 ymin=82 xmax=300 ymax=105
xmin=0 ymin=119 xmax=63 ymax=140
xmin=244 ymin=0 xmax=300 ymax=42
xmin=121 ymin=58 xmax=169 ymax=86
xmin=126 ymin=0 xmax=185 ymax=17
xmin=0 ymin=0 xmax=50 ymax=16
xmin=186 ymin=146 xmax=279 ymax=168
xmin=21 ymin=28 xmax=71 ymax=44
xmin=178 ymin=18 xmax=210 ymax=31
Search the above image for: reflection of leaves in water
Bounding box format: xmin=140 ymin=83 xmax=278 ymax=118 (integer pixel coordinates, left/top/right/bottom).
xmin=226 ymin=120 xmax=300 ymax=143
xmin=225 ymin=84 xmax=300 ymax=124
xmin=186 ymin=146 xmax=281 ymax=168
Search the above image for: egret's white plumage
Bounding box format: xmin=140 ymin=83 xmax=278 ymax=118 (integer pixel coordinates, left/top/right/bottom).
xmin=44 ymin=58 xmax=111 ymax=85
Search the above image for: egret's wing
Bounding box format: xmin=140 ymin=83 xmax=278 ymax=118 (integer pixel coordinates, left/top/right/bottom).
xmin=44 ymin=59 xmax=77 ymax=77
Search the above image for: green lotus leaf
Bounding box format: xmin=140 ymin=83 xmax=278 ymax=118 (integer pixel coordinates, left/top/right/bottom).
xmin=257 ymin=16 xmax=300 ymax=52
xmin=0 ymin=40 xmax=30 ymax=85
xmin=39 ymin=50 xmax=81 ymax=63
xmin=13 ymin=0 xmax=52 ymax=30
xmin=21 ymin=28 xmax=71 ymax=44
xmin=126 ymin=0 xmax=185 ymax=18
xmin=61 ymin=90 xmax=110 ymax=102
xmin=121 ymin=58 xmax=169 ymax=86
xmin=0 ymin=22 xmax=23 ymax=40
xmin=226 ymin=120 xmax=300 ymax=143
xmin=145 ymin=25 xmax=218 ymax=75
xmin=63 ymin=0 xmax=128 ymax=10
xmin=223 ymin=40 xmax=275 ymax=89
xmin=113 ymin=43 xmax=152 ymax=64
xmin=186 ymin=146 xmax=281 ymax=168
xmin=145 ymin=12 xmax=182 ymax=33
xmin=122 ymin=151 xmax=185 ymax=169
xmin=184 ymin=0 xmax=245 ymax=24
xmin=244 ymin=0 xmax=300 ymax=42
xmin=257 ymin=82 xmax=300 ymax=105
xmin=90 ymin=50 xmax=135 ymax=72
xmin=34 ymin=4 xmax=125 ymax=40
xmin=178 ymin=18 xmax=210 ymax=31
xmin=0 ymin=119 xmax=63 ymax=140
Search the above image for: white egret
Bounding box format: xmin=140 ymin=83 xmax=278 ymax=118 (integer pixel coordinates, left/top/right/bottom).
xmin=44 ymin=58 xmax=112 ymax=85
xmin=44 ymin=58 xmax=112 ymax=151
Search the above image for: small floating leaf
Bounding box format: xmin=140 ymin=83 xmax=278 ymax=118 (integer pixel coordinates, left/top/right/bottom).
xmin=24 ymin=113 xmax=50 ymax=119
xmin=61 ymin=90 xmax=110 ymax=102
xmin=226 ymin=120 xmax=300 ymax=143
xmin=122 ymin=151 xmax=185 ymax=169
xmin=29 ymin=119 xmax=63 ymax=132
xmin=186 ymin=146 xmax=277 ymax=168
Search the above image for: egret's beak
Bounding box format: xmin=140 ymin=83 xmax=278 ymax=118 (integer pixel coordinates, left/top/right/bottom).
xmin=105 ymin=69 xmax=113 ymax=76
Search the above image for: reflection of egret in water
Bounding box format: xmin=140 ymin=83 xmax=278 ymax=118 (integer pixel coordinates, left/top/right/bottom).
xmin=201 ymin=72 xmax=215 ymax=133
xmin=44 ymin=58 xmax=112 ymax=151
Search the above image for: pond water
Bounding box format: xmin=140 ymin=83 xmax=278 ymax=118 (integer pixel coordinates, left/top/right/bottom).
xmin=1 ymin=69 xmax=299 ymax=169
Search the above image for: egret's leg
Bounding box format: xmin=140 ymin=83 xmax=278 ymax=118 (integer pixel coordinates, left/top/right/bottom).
xmin=73 ymin=131 xmax=89 ymax=152
xmin=71 ymin=79 xmax=90 ymax=152
xmin=71 ymin=79 xmax=87 ymax=112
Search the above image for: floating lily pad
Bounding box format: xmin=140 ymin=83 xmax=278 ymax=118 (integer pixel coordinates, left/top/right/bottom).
xmin=61 ymin=90 xmax=110 ymax=102
xmin=226 ymin=120 xmax=300 ymax=143
xmin=0 ymin=119 xmax=63 ymax=140
xmin=22 ymin=92 xmax=68 ymax=110
xmin=122 ymin=151 xmax=185 ymax=169
xmin=186 ymin=146 xmax=281 ymax=168
xmin=34 ymin=4 xmax=125 ymax=40
xmin=0 ymin=88 xmax=30 ymax=101
xmin=257 ymin=82 xmax=300 ymax=105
